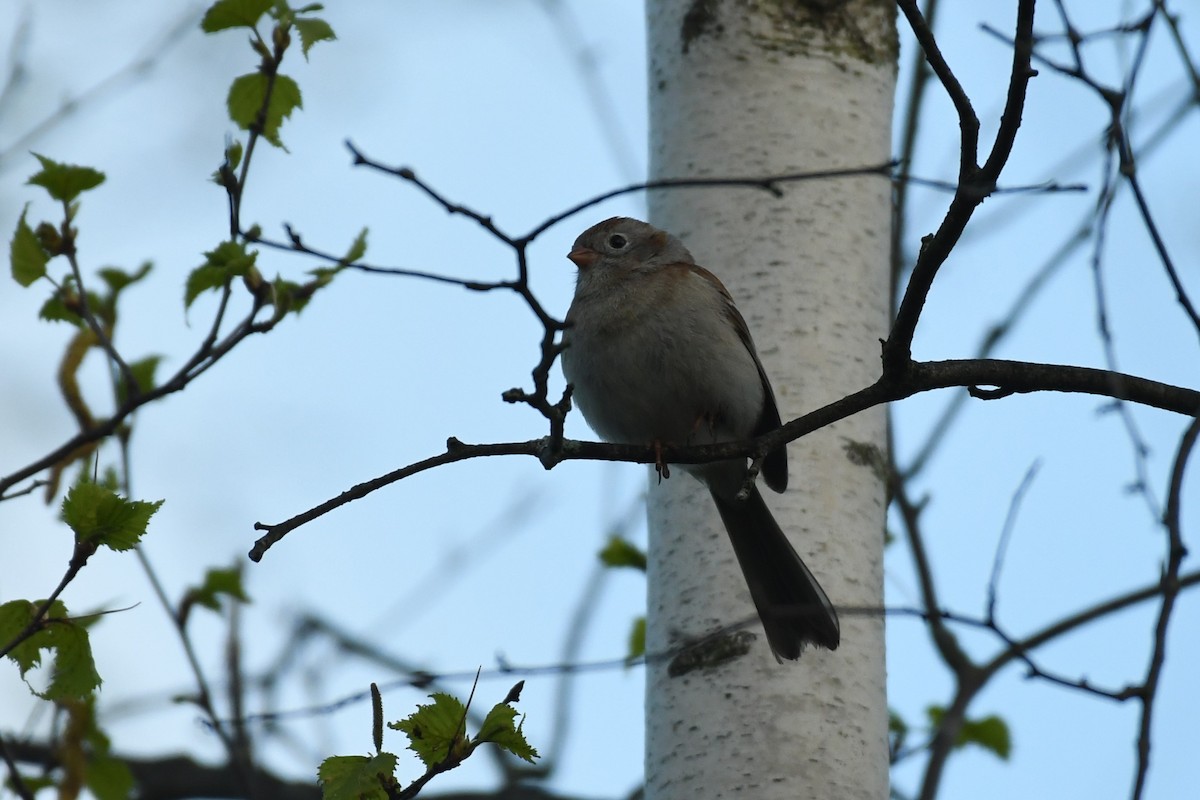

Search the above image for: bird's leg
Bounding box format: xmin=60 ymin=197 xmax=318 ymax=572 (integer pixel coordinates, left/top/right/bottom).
xmin=653 ymin=440 xmax=671 ymax=483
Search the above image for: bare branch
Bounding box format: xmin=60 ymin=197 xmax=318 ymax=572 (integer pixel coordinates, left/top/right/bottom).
xmin=887 ymin=0 xmax=1037 ymax=369
xmin=0 ymin=10 xmax=198 ymax=173
xmin=985 ymin=461 xmax=1041 ymax=621
xmin=252 ymin=356 xmax=1198 ymax=559
xmin=1131 ymin=416 xmax=1200 ymax=799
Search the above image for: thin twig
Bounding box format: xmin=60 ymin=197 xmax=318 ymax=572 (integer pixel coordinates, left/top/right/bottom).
xmin=985 ymin=461 xmax=1041 ymax=621
xmin=0 ymin=736 xmax=36 ymax=800
xmin=887 ymin=0 xmax=1038 ymax=369
xmin=1130 ymin=416 xmax=1199 ymax=799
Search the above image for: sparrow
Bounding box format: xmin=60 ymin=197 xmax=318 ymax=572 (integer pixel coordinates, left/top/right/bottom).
xmin=560 ymin=216 xmax=839 ymax=660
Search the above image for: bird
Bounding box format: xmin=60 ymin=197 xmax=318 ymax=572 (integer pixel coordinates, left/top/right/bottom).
xmin=560 ymin=216 xmax=839 ymax=660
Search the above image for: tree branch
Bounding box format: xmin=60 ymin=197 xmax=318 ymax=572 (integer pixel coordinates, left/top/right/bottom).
xmin=1131 ymin=415 xmax=1199 ymax=800
xmin=251 ymin=356 xmax=1198 ymax=560
xmin=887 ymin=0 xmax=1038 ymax=369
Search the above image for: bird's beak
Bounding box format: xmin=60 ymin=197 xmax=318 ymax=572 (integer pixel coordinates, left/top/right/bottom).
xmin=567 ymin=247 xmax=598 ymax=268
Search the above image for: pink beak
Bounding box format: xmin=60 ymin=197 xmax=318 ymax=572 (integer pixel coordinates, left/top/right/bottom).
xmin=567 ymin=247 xmax=598 ymax=268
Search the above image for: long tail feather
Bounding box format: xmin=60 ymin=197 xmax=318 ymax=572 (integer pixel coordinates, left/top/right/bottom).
xmin=711 ymin=486 xmax=840 ymax=660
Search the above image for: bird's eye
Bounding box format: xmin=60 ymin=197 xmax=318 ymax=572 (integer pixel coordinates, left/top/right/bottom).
xmin=607 ymin=234 xmax=628 ymax=249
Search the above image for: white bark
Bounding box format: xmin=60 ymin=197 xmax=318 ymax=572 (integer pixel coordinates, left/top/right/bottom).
xmin=643 ymin=2 xmax=895 ymax=798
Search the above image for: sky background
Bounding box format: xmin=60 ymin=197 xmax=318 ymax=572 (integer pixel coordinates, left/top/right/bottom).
xmin=1 ymin=2 xmax=1198 ymax=799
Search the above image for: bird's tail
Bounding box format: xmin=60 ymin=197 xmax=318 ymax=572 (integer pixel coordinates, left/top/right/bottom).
xmin=711 ymin=486 xmax=840 ymax=660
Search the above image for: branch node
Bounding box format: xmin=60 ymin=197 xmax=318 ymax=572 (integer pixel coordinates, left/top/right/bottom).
xmin=536 ymin=437 xmax=562 ymax=471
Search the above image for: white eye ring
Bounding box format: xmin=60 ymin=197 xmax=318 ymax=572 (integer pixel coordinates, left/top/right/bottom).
xmin=607 ymin=234 xmax=628 ymax=249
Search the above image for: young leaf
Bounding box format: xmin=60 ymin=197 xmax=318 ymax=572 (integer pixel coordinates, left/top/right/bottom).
xmin=341 ymin=227 xmax=368 ymax=265
xmin=185 ymin=567 xmax=251 ymax=613
xmin=925 ymin=706 xmax=1012 ymax=760
xmin=86 ymin=755 xmax=135 ymax=800
xmin=97 ymin=262 xmax=153 ymax=294
xmin=226 ymin=73 xmax=303 ymax=148
xmin=960 ymin=714 xmax=1012 ymax=760
xmin=0 ymin=599 xmax=101 ymax=700
xmin=27 ymin=154 xmax=105 ymax=203
xmin=475 ymin=703 xmax=539 ymax=764
xmin=11 ymin=206 xmax=49 ymax=287
xmin=116 ymin=356 xmax=162 ymax=406
xmin=627 ymin=616 xmax=646 ymax=661
xmin=317 ymin=753 xmax=397 ymax=800
xmin=39 ymin=288 xmax=88 ymax=327
xmin=0 ymin=600 xmax=42 ymax=673
xmin=61 ymin=482 xmax=163 ymax=552
xmin=271 ymin=275 xmax=301 ymax=317
xmin=389 ymin=692 xmax=468 ymax=767
xmin=226 ymin=139 xmax=244 ymax=171
xmin=42 ymin=621 xmax=102 ymax=700
xmin=293 ymin=17 xmax=336 ymax=57
xmin=599 ymin=535 xmax=647 ymax=571
xmin=185 ymin=240 xmax=258 ymax=308
xmin=308 ymin=266 xmax=340 ymax=291
xmin=201 ymin=0 xmax=273 ymax=32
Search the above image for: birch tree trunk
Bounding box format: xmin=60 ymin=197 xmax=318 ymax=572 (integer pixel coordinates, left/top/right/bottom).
xmin=643 ymin=3 xmax=896 ymax=798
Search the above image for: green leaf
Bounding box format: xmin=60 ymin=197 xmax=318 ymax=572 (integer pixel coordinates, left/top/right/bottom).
xmin=116 ymin=356 xmax=162 ymax=406
xmin=925 ymin=707 xmax=1011 ymax=760
xmin=0 ymin=599 xmax=100 ymax=700
xmin=271 ymin=275 xmax=300 ymax=316
xmin=317 ymin=753 xmax=397 ymax=800
xmin=185 ymin=265 xmax=232 ymax=307
xmin=226 ymin=139 xmax=244 ymax=171
xmin=308 ymin=265 xmax=340 ymax=289
xmin=598 ymin=535 xmax=647 ymax=571
xmin=80 ymin=697 xmax=114 ymax=750
xmin=201 ymin=0 xmax=273 ymax=32
xmin=38 ymin=287 xmax=90 ymax=327
xmin=185 ymin=240 xmax=258 ymax=308
xmin=341 ymin=227 xmax=367 ymax=265
xmin=960 ymin=714 xmax=1011 ymax=760
xmin=11 ymin=206 xmax=49 ymax=286
xmin=61 ymin=482 xmax=163 ymax=552
xmin=98 ymin=262 xmax=153 ymax=295
xmin=226 ymin=72 xmax=303 ymax=148
xmin=87 ymin=755 xmax=135 ymax=800
xmin=0 ymin=599 xmax=42 ymax=672
xmin=293 ymin=17 xmax=336 ymax=57
xmin=389 ymin=692 xmax=468 ymax=767
xmin=627 ymin=616 xmax=645 ymax=661
xmin=43 ymin=621 xmax=102 ymax=699
xmin=212 ymin=140 xmax=244 ymax=186
xmin=475 ymin=703 xmax=539 ymax=764
xmin=186 ymin=567 xmax=251 ymax=613
xmin=305 ymin=227 xmax=364 ymax=292
xmin=926 ymin=705 xmax=946 ymax=729
xmin=27 ymin=154 xmax=105 ymax=203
